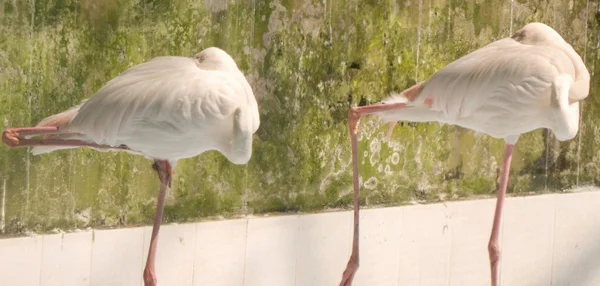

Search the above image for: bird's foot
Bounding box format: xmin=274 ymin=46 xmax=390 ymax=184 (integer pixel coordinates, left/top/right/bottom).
xmin=339 ymin=255 xmax=359 ymax=286
xmin=143 ymin=267 xmax=157 ymax=286
xmin=2 ymin=129 xmax=19 ymax=147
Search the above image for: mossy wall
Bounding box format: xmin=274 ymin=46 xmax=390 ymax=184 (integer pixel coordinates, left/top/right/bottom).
xmin=0 ymin=0 xmax=599 ymax=235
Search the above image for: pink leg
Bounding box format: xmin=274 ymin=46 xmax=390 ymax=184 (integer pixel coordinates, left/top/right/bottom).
xmin=340 ymin=102 xmax=408 ymax=286
xmin=488 ymin=144 xmax=514 ymax=286
xmin=386 ymin=122 xmax=398 ymax=140
xmin=3 ymin=127 xmax=62 ymax=147
xmin=143 ymin=160 xmax=172 ymax=286
xmin=2 ymin=127 xmax=129 ymax=151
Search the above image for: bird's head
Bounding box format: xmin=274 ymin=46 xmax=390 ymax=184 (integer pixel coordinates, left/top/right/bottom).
xmin=193 ymin=47 xmax=240 ymax=72
xmin=511 ymin=22 xmax=567 ymax=47
xmin=513 ymin=22 xmax=590 ymax=103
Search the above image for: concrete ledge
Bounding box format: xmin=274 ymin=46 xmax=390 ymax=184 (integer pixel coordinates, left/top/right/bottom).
xmin=1 ymin=189 xmax=600 ymax=286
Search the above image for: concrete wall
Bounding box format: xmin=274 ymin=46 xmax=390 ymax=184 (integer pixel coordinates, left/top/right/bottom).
xmin=1 ymin=188 xmax=600 ymax=286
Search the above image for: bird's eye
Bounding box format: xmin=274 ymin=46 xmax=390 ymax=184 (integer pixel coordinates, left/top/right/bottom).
xmin=196 ymin=54 xmax=208 ymax=62
xmin=511 ymin=30 xmax=526 ymax=41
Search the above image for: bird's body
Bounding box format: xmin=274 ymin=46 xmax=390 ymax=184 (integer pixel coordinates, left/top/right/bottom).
xmin=377 ymin=22 xmax=588 ymax=142
xmin=32 ymin=49 xmax=259 ymax=164
xmin=340 ymin=22 xmax=590 ymax=286
xmin=2 ymin=46 xmax=259 ymax=286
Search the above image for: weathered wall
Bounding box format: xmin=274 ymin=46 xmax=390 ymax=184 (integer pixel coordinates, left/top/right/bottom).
xmin=0 ymin=0 xmax=599 ymax=234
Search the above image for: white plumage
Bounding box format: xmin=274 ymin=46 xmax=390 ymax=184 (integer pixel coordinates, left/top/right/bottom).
xmin=379 ymin=22 xmax=589 ymax=143
xmin=32 ymin=47 xmax=260 ymax=165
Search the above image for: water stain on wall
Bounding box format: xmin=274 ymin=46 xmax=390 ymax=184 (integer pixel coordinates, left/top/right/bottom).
xmin=0 ymin=0 xmax=598 ymax=235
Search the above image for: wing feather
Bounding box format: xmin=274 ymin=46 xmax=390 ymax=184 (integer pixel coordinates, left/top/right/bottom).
xmin=68 ymin=56 xmax=247 ymax=147
xmin=377 ymin=37 xmax=578 ymax=129
xmin=414 ymin=38 xmax=575 ymax=121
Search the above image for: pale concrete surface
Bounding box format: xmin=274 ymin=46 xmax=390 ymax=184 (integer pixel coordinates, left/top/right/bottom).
xmin=1 ymin=189 xmax=600 ymax=286
xmin=501 ymin=195 xmax=556 ymax=286
xmin=194 ymin=219 xmax=247 ymax=286
xmin=551 ymin=191 xmax=600 ymax=286
xmin=89 ymin=227 xmax=144 ymax=286
xmin=40 ymin=232 xmax=93 ymax=286
xmin=142 ymin=223 xmax=196 ymax=286
xmin=244 ymin=215 xmax=299 ymax=286
xmin=352 ymin=207 xmax=403 ymax=286
xmin=0 ymin=235 xmax=42 ymax=286
xmin=396 ymin=203 xmax=452 ymax=286
xmin=295 ymin=212 xmax=350 ymax=286
xmin=448 ymin=199 xmax=497 ymax=286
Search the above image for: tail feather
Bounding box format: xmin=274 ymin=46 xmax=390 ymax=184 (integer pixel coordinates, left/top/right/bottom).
xmin=36 ymin=102 xmax=84 ymax=129
xmin=29 ymin=102 xmax=88 ymax=155
xmin=375 ymin=92 xmax=419 ymax=123
xmin=374 ymin=88 xmax=440 ymax=124
xmin=380 ymin=92 xmax=409 ymax=105
xmin=27 ymin=100 xmax=136 ymax=156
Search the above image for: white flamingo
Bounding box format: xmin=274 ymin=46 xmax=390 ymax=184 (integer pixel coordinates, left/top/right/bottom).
xmin=2 ymin=47 xmax=260 ymax=286
xmin=339 ymin=22 xmax=590 ymax=286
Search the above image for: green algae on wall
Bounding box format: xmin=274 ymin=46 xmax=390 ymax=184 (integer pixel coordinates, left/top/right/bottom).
xmin=0 ymin=0 xmax=598 ymax=235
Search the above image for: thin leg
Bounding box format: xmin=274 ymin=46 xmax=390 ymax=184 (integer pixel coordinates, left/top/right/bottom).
xmin=339 ymin=103 xmax=408 ymax=286
xmin=143 ymin=160 xmax=172 ymax=286
xmin=3 ymin=127 xmax=62 ymax=146
xmin=2 ymin=127 xmax=129 ymax=151
xmin=488 ymin=144 xmax=514 ymax=286
xmin=386 ymin=122 xmax=398 ymax=140
xmin=339 ymin=108 xmax=362 ymax=286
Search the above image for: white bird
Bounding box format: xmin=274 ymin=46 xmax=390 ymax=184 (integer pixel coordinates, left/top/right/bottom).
xmin=2 ymin=47 xmax=260 ymax=286
xmin=339 ymin=22 xmax=590 ymax=286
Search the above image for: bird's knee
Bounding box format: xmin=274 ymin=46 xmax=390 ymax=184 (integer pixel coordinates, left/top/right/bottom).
xmin=348 ymin=108 xmax=362 ymax=134
xmin=347 ymin=253 xmax=360 ymax=269
xmin=352 ymin=256 xmax=359 ymax=268
xmin=348 ymin=107 xmax=359 ymax=119
xmin=488 ymin=242 xmax=501 ymax=262
xmin=143 ymin=268 xmax=157 ymax=286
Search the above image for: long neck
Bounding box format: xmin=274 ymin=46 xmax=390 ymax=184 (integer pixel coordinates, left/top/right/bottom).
xmin=564 ymin=46 xmax=590 ymax=102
